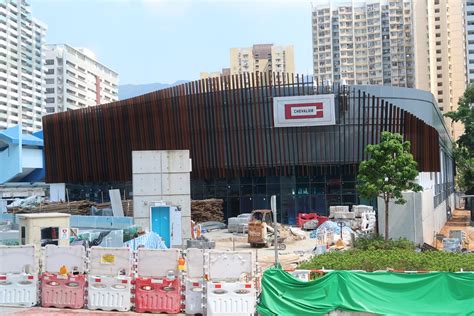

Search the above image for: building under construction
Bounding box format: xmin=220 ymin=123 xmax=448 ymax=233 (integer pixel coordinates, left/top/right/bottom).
xmin=42 ymin=73 xmax=454 ymax=225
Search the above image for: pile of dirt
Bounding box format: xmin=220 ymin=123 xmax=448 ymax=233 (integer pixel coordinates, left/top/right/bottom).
xmin=191 ymin=199 xmax=224 ymax=223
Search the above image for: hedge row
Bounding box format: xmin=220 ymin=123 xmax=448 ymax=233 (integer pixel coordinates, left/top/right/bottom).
xmin=298 ymin=249 xmax=474 ymax=272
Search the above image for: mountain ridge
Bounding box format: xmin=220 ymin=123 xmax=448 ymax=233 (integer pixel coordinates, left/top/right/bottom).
xmin=118 ymin=80 xmax=190 ymax=100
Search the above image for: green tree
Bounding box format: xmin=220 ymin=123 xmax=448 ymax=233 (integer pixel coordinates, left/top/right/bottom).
xmin=357 ymin=132 xmax=423 ymax=240
xmin=445 ymin=84 xmax=474 ymax=193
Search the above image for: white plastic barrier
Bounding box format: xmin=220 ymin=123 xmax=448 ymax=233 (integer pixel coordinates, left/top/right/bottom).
xmin=206 ymin=251 xmax=255 ymax=316
xmin=289 ymin=270 xmax=311 ymax=282
xmin=0 ymin=245 xmax=37 ymax=307
xmin=87 ymin=274 xmax=132 ymax=311
xmin=185 ymin=279 xmax=204 ymax=314
xmin=185 ymin=248 xmax=205 ymax=315
xmin=87 ymin=247 xmax=132 ymax=311
xmin=206 ymin=281 xmax=256 ymax=316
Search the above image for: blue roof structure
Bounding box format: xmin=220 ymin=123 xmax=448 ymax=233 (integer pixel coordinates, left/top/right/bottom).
xmin=0 ymin=125 xmax=44 ymax=184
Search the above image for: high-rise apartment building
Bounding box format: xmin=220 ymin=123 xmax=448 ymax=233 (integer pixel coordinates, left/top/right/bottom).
xmin=44 ymin=44 xmax=118 ymax=113
xmin=312 ymin=0 xmax=415 ymax=87
xmin=230 ymin=44 xmax=295 ymax=78
xmin=414 ymin=0 xmax=466 ymax=139
xmin=0 ymin=0 xmax=46 ymax=133
xmin=465 ymin=1 xmax=474 ymax=83
xmin=200 ymin=68 xmax=230 ymax=79
xmin=312 ymin=0 xmax=466 ymax=139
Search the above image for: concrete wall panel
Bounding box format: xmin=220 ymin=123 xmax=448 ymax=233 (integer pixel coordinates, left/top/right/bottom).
xmin=132 ymin=195 xmax=163 ymax=218
xmin=132 ymin=151 xmax=162 ymax=174
xmin=132 ymin=174 xmax=162 ymax=196
xmin=378 ymin=189 xmax=449 ymax=245
xmin=161 ymin=150 xmax=192 ymax=173
xmin=161 ymin=173 xmax=191 ymax=195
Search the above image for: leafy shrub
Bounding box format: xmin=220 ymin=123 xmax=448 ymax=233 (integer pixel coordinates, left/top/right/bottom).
xmin=353 ymin=234 xmax=416 ymax=251
xmin=299 ymin=249 xmax=474 ymax=272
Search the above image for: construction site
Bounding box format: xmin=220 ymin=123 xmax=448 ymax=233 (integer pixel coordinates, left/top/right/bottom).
xmin=1 ymin=75 xmax=473 ymax=315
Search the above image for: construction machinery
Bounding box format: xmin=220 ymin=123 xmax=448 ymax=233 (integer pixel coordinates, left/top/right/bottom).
xmin=247 ymin=210 xmax=286 ymax=249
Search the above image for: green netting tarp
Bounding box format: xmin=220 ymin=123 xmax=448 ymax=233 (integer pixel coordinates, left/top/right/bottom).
xmin=258 ymin=268 xmax=474 ymax=316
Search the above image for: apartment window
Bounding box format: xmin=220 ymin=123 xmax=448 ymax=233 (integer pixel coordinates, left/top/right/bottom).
xmin=436 ymin=41 xmax=441 ymax=46
xmin=45 ymin=59 xmax=54 ymax=65
xmin=435 ymin=9 xmax=440 ymax=13
xmin=45 ymin=79 xmax=54 ymax=84
xmin=435 ymin=33 xmax=441 ymax=38
xmin=46 ymin=88 xmax=54 ymax=93
xmin=438 ymin=90 xmax=443 ymax=95
xmin=45 ymin=107 xmax=55 ymax=113
xmin=437 ymin=74 xmax=442 ymax=78
xmin=437 ymin=66 xmax=442 ymax=70
xmin=437 ymin=82 xmax=442 ymax=87
xmin=438 ymin=99 xmax=443 ymax=103
xmin=436 ymin=50 xmax=441 ymax=54
xmin=435 ymin=25 xmax=440 ymax=29
xmin=436 ymin=58 xmax=442 ymax=62
xmin=439 ymin=106 xmax=444 ymax=111
xmin=46 ymin=69 xmax=54 ymax=74
xmin=435 ymin=17 xmax=440 ymax=21
xmin=46 ymin=97 xmax=54 ymax=103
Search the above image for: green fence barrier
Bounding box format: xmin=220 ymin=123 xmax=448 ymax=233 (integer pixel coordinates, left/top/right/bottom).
xmin=258 ymin=268 xmax=474 ymax=316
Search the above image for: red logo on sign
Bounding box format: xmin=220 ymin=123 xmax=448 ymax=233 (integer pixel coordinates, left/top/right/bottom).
xmin=284 ymin=103 xmax=323 ymax=119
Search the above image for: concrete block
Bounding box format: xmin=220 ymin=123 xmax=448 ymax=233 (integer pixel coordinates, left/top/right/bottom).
xmin=333 ymin=211 xmax=355 ymax=219
xmin=132 ymin=151 xmax=162 ymax=173
xmin=161 ymin=150 xmax=191 ymax=173
xmin=329 ymin=206 xmax=349 ymax=218
xmin=162 ymin=173 xmax=191 ymax=195
xmin=132 ymin=174 xmax=162 ymax=196
xmin=353 ymin=205 xmax=374 ymax=218
xmin=186 ymin=239 xmax=215 ymax=249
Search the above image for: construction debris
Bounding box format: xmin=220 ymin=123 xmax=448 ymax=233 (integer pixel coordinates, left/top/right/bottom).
xmin=191 ymin=199 xmax=224 ymax=223
xmin=8 ymin=199 xmax=133 ymax=216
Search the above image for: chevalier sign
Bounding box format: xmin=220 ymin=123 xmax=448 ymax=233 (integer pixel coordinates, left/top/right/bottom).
xmin=273 ymin=95 xmax=335 ymax=127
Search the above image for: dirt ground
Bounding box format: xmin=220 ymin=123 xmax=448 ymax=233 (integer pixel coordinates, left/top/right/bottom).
xmin=438 ymin=209 xmax=474 ymax=251
xmin=204 ymin=228 xmax=318 ymax=270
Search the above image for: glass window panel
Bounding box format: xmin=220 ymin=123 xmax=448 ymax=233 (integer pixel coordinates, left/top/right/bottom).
xmin=255 ymin=184 xmax=266 ymax=195
xmin=240 ymin=185 xmax=253 ymax=196
xmin=311 ymin=183 xmax=325 ymax=194
xmin=228 ymin=185 xmax=240 ymax=197
xmin=342 ymin=181 xmax=356 ymax=194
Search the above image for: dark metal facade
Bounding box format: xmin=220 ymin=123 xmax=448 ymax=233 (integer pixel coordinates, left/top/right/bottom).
xmin=43 ymin=73 xmax=440 ymax=184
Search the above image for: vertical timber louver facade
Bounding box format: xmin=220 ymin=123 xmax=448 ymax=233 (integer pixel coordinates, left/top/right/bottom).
xmin=42 ymin=73 xmax=454 ymax=223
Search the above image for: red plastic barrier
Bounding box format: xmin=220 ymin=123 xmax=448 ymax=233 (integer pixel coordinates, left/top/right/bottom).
xmin=297 ymin=213 xmax=318 ymax=228
xmin=40 ymin=273 xmax=86 ymax=309
xmin=135 ymin=277 xmax=181 ymax=314
xmin=297 ymin=213 xmax=329 ymax=228
xmin=317 ymin=215 xmax=329 ymax=226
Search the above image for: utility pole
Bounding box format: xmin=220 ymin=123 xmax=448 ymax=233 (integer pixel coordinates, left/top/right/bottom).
xmin=271 ymin=195 xmax=278 ymax=267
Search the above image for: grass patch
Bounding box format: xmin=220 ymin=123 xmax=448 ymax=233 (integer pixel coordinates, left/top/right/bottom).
xmin=299 ymin=249 xmax=474 ymax=272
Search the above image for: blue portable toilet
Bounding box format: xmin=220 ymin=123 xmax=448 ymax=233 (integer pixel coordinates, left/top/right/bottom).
xmin=149 ymin=203 xmax=182 ymax=248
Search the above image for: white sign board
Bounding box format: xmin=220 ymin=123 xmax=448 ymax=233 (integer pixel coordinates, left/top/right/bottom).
xmin=273 ymin=95 xmax=336 ymax=127
xmin=60 ymin=228 xmax=69 ymax=240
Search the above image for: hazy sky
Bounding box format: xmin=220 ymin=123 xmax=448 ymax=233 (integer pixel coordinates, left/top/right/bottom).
xmin=30 ymin=0 xmax=313 ymax=85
